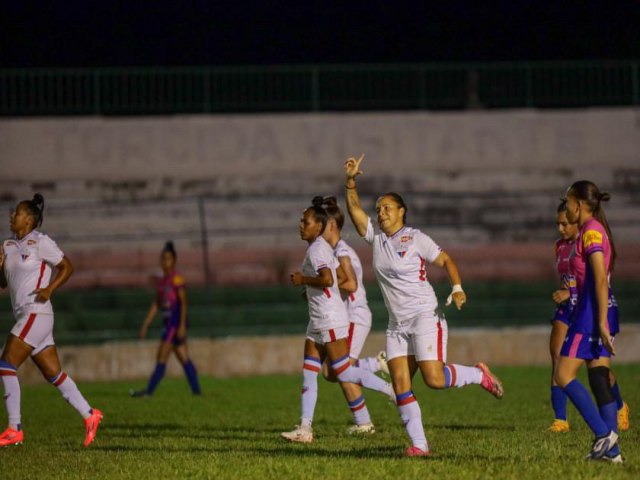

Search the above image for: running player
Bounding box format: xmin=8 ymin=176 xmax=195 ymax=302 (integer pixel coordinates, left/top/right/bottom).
xmin=343 ymin=155 xmax=503 ymax=457
xmin=0 ymin=194 xmax=102 ymax=447
xmin=554 ymin=181 xmax=622 ymax=462
xmin=549 ymin=201 xmax=628 ymax=433
xmin=281 ymin=197 xmax=395 ymax=443
xmin=320 ymin=196 xmax=390 ymax=434
xmin=130 ymin=241 xmax=201 ymax=397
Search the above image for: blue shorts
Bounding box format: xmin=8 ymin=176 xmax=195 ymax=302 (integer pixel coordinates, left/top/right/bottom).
xmin=551 ymin=303 xmax=573 ymax=326
xmin=161 ymin=324 xmax=185 ymax=346
xmin=560 ymin=329 xmax=613 ymax=360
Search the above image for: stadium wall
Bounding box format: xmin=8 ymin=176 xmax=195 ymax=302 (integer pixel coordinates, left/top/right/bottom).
xmin=15 ymin=325 xmax=640 ymax=385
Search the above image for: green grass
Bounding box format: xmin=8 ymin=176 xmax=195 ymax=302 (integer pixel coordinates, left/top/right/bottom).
xmin=1 ymin=365 xmax=639 ymax=479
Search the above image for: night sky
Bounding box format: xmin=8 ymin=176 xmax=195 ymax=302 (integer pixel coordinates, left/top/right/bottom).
xmin=1 ymin=1 xmax=639 ymax=68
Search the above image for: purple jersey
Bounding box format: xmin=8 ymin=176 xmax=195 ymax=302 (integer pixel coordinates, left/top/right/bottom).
xmin=156 ymin=271 xmax=185 ymax=328
xmin=566 ymin=218 xmax=618 ymax=340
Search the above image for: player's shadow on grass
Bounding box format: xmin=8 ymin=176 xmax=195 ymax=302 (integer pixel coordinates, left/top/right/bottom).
xmin=431 ymin=423 xmax=516 ymax=432
xmin=102 ymin=421 xmax=284 ymax=440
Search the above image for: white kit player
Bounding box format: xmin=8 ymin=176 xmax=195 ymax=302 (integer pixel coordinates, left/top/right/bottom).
xmin=343 ymin=155 xmax=504 ymax=457
xmin=281 ymin=197 xmax=394 ymax=444
xmin=319 ymin=196 xmax=391 ymax=434
xmin=0 ymin=194 xmax=102 ymax=447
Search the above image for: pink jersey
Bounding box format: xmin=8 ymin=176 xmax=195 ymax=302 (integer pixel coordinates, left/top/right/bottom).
xmin=555 ymin=238 xmax=574 ymax=287
xmin=156 ymin=271 xmax=185 ymax=327
xmin=569 ymin=218 xmax=611 ymax=293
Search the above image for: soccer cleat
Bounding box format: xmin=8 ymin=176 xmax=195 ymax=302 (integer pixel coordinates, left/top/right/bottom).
xmin=83 ymin=408 xmax=103 ymax=447
xmin=281 ymin=425 xmax=313 ymax=443
xmin=405 ymin=445 xmax=431 ymax=457
xmin=0 ymin=427 xmax=23 ymax=447
xmin=346 ymin=422 xmax=375 ymax=435
xmin=548 ymin=419 xmax=570 ymax=433
xmin=617 ymin=401 xmax=629 ymax=432
xmin=601 ymin=451 xmax=624 ymax=464
xmin=129 ymin=389 xmax=150 ymax=398
xmin=377 ymin=351 xmax=390 ymax=376
xmin=587 ymin=430 xmax=618 ymax=460
xmin=476 ymin=362 xmax=504 ymax=399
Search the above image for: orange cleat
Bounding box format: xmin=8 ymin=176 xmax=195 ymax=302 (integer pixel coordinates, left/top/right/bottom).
xmin=476 ymin=362 xmax=504 ymax=399
xmin=618 ymin=402 xmax=629 ymax=432
xmin=0 ymin=427 xmax=24 ymax=447
xmin=548 ymin=419 xmax=570 ymax=433
xmin=83 ymin=409 xmax=103 ymax=447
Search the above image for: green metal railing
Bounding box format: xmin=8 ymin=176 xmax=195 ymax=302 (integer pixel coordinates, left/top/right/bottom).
xmin=1 ymin=61 xmax=638 ymax=116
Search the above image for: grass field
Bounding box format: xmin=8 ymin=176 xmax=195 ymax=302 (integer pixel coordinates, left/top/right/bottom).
xmin=1 ymin=365 xmax=639 ymax=479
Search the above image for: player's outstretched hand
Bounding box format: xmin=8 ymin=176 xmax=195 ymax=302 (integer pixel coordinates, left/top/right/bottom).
xmin=344 ymin=154 xmax=365 ymax=180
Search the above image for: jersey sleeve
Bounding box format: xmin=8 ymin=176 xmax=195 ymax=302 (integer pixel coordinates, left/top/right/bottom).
xmin=364 ymin=217 xmax=375 ymax=245
xmin=416 ymin=231 xmax=442 ymax=263
xmin=309 ymin=243 xmax=332 ymax=273
xmin=582 ymin=227 xmax=605 ymax=256
xmin=334 ymin=241 xmax=351 ymax=259
xmin=173 ymin=273 xmax=186 ymax=288
xmin=38 ymin=235 xmax=65 ymax=266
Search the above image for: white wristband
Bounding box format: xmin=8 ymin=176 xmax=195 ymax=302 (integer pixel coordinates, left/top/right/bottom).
xmin=445 ymin=284 xmax=464 ymax=306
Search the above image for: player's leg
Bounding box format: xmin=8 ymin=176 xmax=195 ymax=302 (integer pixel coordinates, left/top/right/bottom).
xmin=0 ymin=334 xmax=32 ymax=446
xmin=416 ymin=316 xmax=502 ymax=398
xmin=586 ymin=357 xmax=622 ymax=461
xmin=132 ymin=338 xmax=173 ymax=397
xmin=609 ymin=370 xmax=629 ymax=431
xmin=173 ymin=340 xmax=201 ymax=395
xmin=556 ymin=352 xmax=617 ymax=459
xmin=350 ymin=323 xmax=389 ymax=375
xmin=549 ymin=320 xmax=570 ymax=431
xmin=281 ymin=338 xmax=322 ymax=443
xmin=32 ymin=344 xmax=103 ymax=446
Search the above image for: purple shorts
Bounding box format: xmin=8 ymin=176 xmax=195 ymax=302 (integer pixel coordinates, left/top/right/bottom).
xmin=560 ymin=329 xmax=612 ymax=360
xmin=161 ymin=325 xmax=185 ymax=346
xmin=551 ymin=303 xmax=573 ymax=326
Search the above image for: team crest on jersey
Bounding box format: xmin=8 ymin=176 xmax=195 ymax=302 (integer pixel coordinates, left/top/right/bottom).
xmin=397 ymin=251 xmax=407 ymax=258
xmin=400 ymin=236 xmax=413 ymax=243
xmin=27 ymin=239 xmax=37 ymax=245
xmin=21 ymin=254 xmax=29 ymax=261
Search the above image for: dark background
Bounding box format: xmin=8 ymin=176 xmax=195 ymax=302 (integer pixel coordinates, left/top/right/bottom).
xmin=1 ymin=0 xmax=639 ymax=68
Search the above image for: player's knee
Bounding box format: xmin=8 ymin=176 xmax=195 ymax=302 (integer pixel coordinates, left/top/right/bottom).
xmin=588 ymin=366 xmax=614 ymax=406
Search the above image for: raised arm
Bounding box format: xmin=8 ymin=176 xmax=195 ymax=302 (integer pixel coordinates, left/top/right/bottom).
xmin=344 ymin=154 xmax=369 ymax=237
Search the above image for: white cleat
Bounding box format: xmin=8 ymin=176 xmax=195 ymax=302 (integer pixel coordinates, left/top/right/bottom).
xmin=587 ymin=431 xmax=618 ymax=460
xmin=377 ymin=351 xmax=390 ymax=376
xmin=346 ymin=422 xmax=375 ymax=435
xmin=281 ymin=425 xmax=313 ymax=443
xmin=601 ymin=452 xmax=624 ymax=464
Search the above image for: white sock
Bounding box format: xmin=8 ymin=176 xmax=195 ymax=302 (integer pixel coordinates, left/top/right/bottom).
xmin=348 ymin=395 xmax=372 ymax=425
xmin=0 ymin=362 xmax=21 ymax=428
xmin=301 ymin=357 xmax=320 ymax=427
xmin=332 ymin=356 xmax=389 ymax=393
xmin=355 ymin=357 xmax=379 ymax=373
xmin=444 ymin=364 xmax=483 ymax=388
xmin=397 ymin=391 xmax=428 ymax=451
xmin=50 ymin=372 xmax=92 ymax=419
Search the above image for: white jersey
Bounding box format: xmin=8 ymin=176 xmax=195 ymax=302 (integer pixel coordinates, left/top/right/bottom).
xmin=334 ymin=239 xmax=371 ymax=327
xmin=364 ymin=218 xmax=442 ymax=325
xmin=302 ymin=237 xmax=349 ymax=330
xmin=2 ymin=230 xmax=64 ymax=317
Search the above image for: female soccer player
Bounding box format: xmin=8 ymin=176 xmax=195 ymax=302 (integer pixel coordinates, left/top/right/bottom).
xmin=130 ymin=242 xmax=201 ymax=397
xmin=343 ymin=154 xmax=503 ymax=457
xmin=281 ymin=197 xmax=394 ymax=443
xmin=320 ymin=196 xmax=390 ymax=434
xmin=554 ymin=181 xmax=623 ymax=462
xmin=548 ymin=202 xmax=628 ymax=433
xmin=0 ymin=194 xmax=102 ymax=447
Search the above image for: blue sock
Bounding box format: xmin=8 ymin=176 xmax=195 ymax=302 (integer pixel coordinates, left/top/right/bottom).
xmin=183 ymin=360 xmax=201 ymax=395
xmin=551 ymin=385 xmax=567 ymax=421
xmin=146 ymin=363 xmax=166 ymax=394
xmin=598 ymin=401 xmax=619 ymax=455
xmin=563 ymin=379 xmax=608 ymax=437
xmin=611 ymin=382 xmax=623 ymax=410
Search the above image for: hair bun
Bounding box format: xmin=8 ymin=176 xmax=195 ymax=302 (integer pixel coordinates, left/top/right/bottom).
xmin=32 ymin=193 xmax=44 ymax=207
xmin=599 ymin=192 xmax=611 ymax=202
xmin=322 ymin=196 xmax=337 ymax=207
xmin=163 ymin=241 xmax=176 ymax=254
xmin=311 ymin=196 xmax=324 ymax=208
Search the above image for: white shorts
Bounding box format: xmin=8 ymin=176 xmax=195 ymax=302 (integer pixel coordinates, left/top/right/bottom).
xmin=348 ymin=322 xmax=371 ymax=359
xmin=386 ymin=312 xmax=448 ymax=362
xmin=306 ymin=324 xmax=350 ymax=346
xmin=11 ymin=312 xmax=55 ymax=356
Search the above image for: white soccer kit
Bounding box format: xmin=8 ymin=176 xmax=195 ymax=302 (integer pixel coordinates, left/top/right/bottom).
xmin=2 ymin=230 xmax=64 ymax=354
xmin=364 ymin=218 xmax=448 ymax=362
xmin=302 ymin=237 xmax=349 ymax=344
xmin=334 ymin=239 xmax=372 ymax=358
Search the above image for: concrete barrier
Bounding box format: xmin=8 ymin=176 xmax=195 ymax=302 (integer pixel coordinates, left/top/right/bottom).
xmin=16 ymin=324 xmax=640 ymax=385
